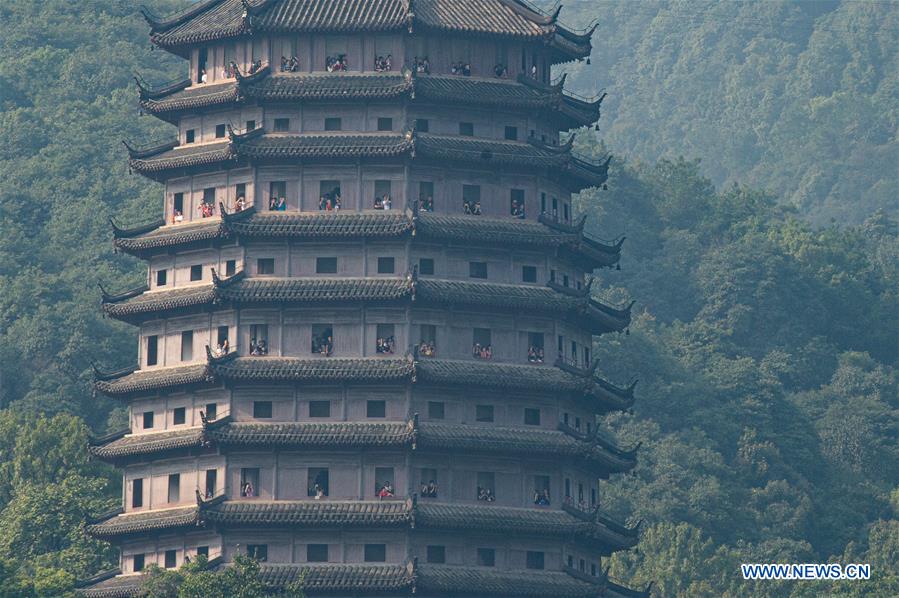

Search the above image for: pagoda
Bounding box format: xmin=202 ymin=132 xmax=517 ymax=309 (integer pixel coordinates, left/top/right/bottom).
xmin=80 ymin=1 xmax=649 ymax=596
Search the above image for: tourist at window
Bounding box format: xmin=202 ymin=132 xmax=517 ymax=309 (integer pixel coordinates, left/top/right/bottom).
xmin=326 ymin=54 xmax=348 ymax=72
xmin=319 ymin=191 xmax=341 ymax=211
xmin=494 ymin=63 xmax=508 ymax=78
xmin=462 ymin=199 xmax=481 ymax=216
xmin=477 ymin=486 xmax=496 ymax=502
xmin=418 ymin=341 xmax=436 ymax=357
xmin=472 ymin=343 xmax=492 ymax=360
xmin=172 ymin=209 xmax=184 ymax=224
xmin=225 ymin=61 xmax=239 ymax=78
xmin=268 ymin=196 xmax=286 ymax=211
xmin=374 ymin=194 xmax=391 ymax=210
xmin=241 ymin=481 xmax=255 ymax=498
xmin=420 ymin=480 xmax=439 ymax=498
xmin=377 ymin=481 xmax=394 ymax=499
xmin=534 ymin=489 xmax=551 ymax=506
xmin=376 ymin=335 xmax=396 ymax=355
xmin=374 ymin=54 xmax=392 ymax=72
xmin=412 ymin=56 xmax=430 ymax=74
xmin=418 ymin=196 xmax=433 ymax=212
xmin=451 ymin=61 xmax=471 ymax=76
xmin=312 ymin=332 xmax=333 ymax=356
xmin=235 ymin=195 xmax=247 ymax=212
xmin=248 ymin=59 xmax=263 ymax=75
xmin=511 ymin=198 xmax=526 ymax=219
xmin=250 ymin=338 xmax=268 ymax=356
xmin=528 ymin=346 xmax=544 ymax=364
xmin=199 ymin=68 xmax=207 ymax=84
xmin=530 ymin=64 xmax=538 ymax=79
xmin=280 ymin=55 xmax=300 ymax=72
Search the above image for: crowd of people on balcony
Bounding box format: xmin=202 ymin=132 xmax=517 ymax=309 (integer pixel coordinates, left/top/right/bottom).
xmin=534 ymin=489 xmax=551 ymax=506
xmin=249 ymin=338 xmax=268 ymax=356
xmin=477 ymin=486 xmax=496 ymax=502
xmin=248 ymin=59 xmax=265 ymax=75
xmin=312 ymin=332 xmax=333 ymax=356
xmin=377 ymin=481 xmax=395 ymax=499
xmin=451 ymin=61 xmax=472 ymax=76
xmin=234 ymin=195 xmax=247 ymax=212
xmin=462 ymin=199 xmax=482 ymax=215
xmin=197 ymin=201 xmax=216 ymax=218
xmin=280 ymin=55 xmax=300 ymax=72
xmin=527 ymin=346 xmax=545 ymax=364
xmin=373 ymin=194 xmax=392 ymax=210
xmin=418 ymin=341 xmax=436 ymax=357
xmin=411 ymin=56 xmax=431 ymax=74
xmin=212 ymin=339 xmax=230 ymax=357
xmin=224 ymin=61 xmax=239 ymax=78
xmin=511 ymin=198 xmax=526 ymax=219
xmin=494 ymin=63 xmax=509 ymax=78
xmin=319 ymin=190 xmax=342 ymax=211
xmin=376 ymin=335 xmax=396 ymax=354
xmin=472 ymin=343 xmax=493 ymax=360
xmin=418 ymin=196 xmax=434 ymax=212
xmin=420 ymin=480 xmax=439 ymax=498
xmin=268 ymin=196 xmax=287 ymax=211
xmin=240 ymin=481 xmax=255 ymax=497
xmin=326 ymin=54 xmax=349 ymax=72
xmin=374 ymin=54 xmax=393 ymax=72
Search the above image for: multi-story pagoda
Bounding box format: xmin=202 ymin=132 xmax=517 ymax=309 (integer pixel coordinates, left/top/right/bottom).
xmin=80 ymin=1 xmax=649 ymax=596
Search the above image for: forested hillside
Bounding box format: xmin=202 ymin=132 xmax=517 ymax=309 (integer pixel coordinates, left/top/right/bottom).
xmin=0 ymin=1 xmax=895 ymax=596
xmin=545 ymin=0 xmax=898 ymax=225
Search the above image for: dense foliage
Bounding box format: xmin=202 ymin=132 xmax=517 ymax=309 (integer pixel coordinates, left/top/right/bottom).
xmin=0 ymin=1 xmax=894 ymax=596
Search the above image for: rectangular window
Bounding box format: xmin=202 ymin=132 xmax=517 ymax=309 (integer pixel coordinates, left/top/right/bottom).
xmin=552 ymin=197 xmax=558 ymax=216
xmin=563 ymin=274 xmax=570 ymax=288
xmin=418 ymin=181 xmax=434 ymax=211
xmin=376 ymin=324 xmax=395 ymax=354
xmin=197 ymin=47 xmax=208 ymax=83
xmin=528 ymin=332 xmax=545 ymax=363
xmin=190 ymin=264 xmax=203 ymax=281
xmin=253 ymin=401 xmax=273 ymax=419
xmin=564 ymin=203 xmax=570 ymax=222
xmin=376 ymin=117 xmax=393 ymax=131
xmin=165 ymin=550 xmax=177 ymax=569
xmin=469 ymin=261 xmax=487 ymax=279
xmin=143 ymin=411 xmax=154 ymax=429
xmin=246 ymin=119 xmax=256 ymax=132
xmin=173 ymin=192 xmax=185 ymax=217
xmin=375 ymin=467 xmax=394 ymax=497
xmin=533 ymin=475 xmax=550 ymax=506
xmin=315 ymin=257 xmax=338 ymax=274
xmin=273 ymin=118 xmax=290 ymax=132
xmin=324 ymin=117 xmax=342 ymax=131
xmin=504 ymin=126 xmax=518 ymax=141
xmin=377 ymin=257 xmax=395 ymax=274
xmin=307 ymin=544 xmax=329 ymax=563
xmin=197 ymin=546 xmax=209 ymax=558
xmin=475 ymin=404 xmax=494 ymax=423
xmin=217 ymin=325 xmax=229 ymax=348
xmin=419 ymin=324 xmax=436 ymax=357
xmin=205 ymin=469 xmax=217 ymax=498
xmin=540 ymin=192 xmax=546 ymax=214
xmin=374 ymin=179 xmax=391 ymax=209
xmin=307 ymin=468 xmax=329 ymax=497
xmin=180 ymin=330 xmax=193 ymax=362
xmin=418 ymin=258 xmax=434 ymax=276
xmin=591 ymin=488 xmax=597 ymax=507
xmin=319 ymin=180 xmax=341 ymax=210
xmin=206 ymin=402 xmax=217 ymax=421
xmin=477 ymin=472 xmax=495 ymax=500
xmin=415 ymin=118 xmax=429 ymax=132
xmin=225 ymin=259 xmax=236 ymax=276
xmin=185 ymin=129 xmax=195 ymax=143
xmin=309 ymin=400 xmax=331 ymax=418
xmin=167 ymin=473 xmax=180 ymax=503
xmin=427 ymin=401 xmax=444 ymax=419
xmin=473 ymin=328 xmax=491 ymax=359
xmin=156 ymin=270 xmax=167 ymax=286
xmin=241 ymin=468 xmax=260 ymax=497
xmin=257 ymin=258 xmax=274 ymax=275
xmin=133 ymin=554 xmax=145 ymax=572
xmin=522 ymin=266 xmax=537 ymax=283
xmin=215 ymin=124 xmax=226 ymax=138
xmin=364 ymin=544 xmax=386 ymax=563
xmin=524 ymin=408 xmax=541 ymax=426
xmin=367 ymin=400 xmax=386 ymax=418
xmin=462 ymin=185 xmax=480 ymax=214
xmin=426 ymin=545 xmax=446 ymax=564
xmin=235 ymin=182 xmax=247 ymax=205
xmin=250 ymin=324 xmax=269 ymax=355
xmin=268 ymin=181 xmax=286 ymax=211
xmin=510 ymin=188 xmax=525 ymax=217
xmin=132 ymin=478 xmax=143 ymax=508
xmin=459 ymin=122 xmax=474 ymax=136
xmin=477 ymin=548 xmax=495 ymax=567
xmin=247 ymin=544 xmax=268 ymax=561
xmin=312 ymin=324 xmax=333 ymax=355
xmin=173 ymin=406 xmax=186 ymax=425
xmin=526 ymin=551 xmax=545 ymax=570
xmin=146 ymin=335 xmax=158 ymax=366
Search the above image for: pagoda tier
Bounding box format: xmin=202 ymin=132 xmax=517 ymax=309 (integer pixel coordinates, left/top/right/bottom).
xmin=125 ymin=129 xmax=610 ymax=191
xmin=92 ymin=354 xmax=636 ymax=412
xmin=137 ymin=70 xmax=603 ymax=130
xmin=79 ymin=1 xmax=647 ymax=595
xmin=142 ymin=0 xmax=594 ymax=64
xmin=111 ymin=210 xmax=623 ymax=270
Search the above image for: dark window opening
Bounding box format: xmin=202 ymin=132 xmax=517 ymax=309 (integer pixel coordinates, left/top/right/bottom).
xmin=273 ymin=118 xmax=290 ymax=132
xmin=257 ymin=258 xmax=274 ymax=275
xmin=143 ymin=411 xmax=154 ymax=429
xmin=253 ymin=401 xmax=273 ymax=419
xmin=510 ymin=188 xmax=525 ymax=218
xmin=190 ymin=264 xmax=202 ymax=281
xmin=240 ymin=468 xmax=259 ymax=497
xmin=225 ymin=259 xmax=236 ymax=277
xmin=375 ymin=467 xmax=395 ymax=498
xmin=364 ymin=544 xmax=386 ymax=562
xmin=205 ymin=469 xmax=217 ymax=498
xmin=156 ymin=270 xmax=167 ymax=286
xmin=247 ymin=544 xmax=268 ymax=561
xmin=324 ymin=117 xmax=342 ymax=131
xmin=173 ymin=193 xmax=184 ymax=220
xmin=165 ymin=550 xmax=177 ymax=569
xmin=147 ymin=334 xmax=159 ymax=365
xmin=312 ymin=324 xmax=333 ymax=355
xmin=459 ymin=122 xmax=474 ymax=136
xmin=428 ymin=401 xmax=444 ymax=419
xmin=426 ymin=545 xmax=446 ymax=564
xmin=475 ymin=404 xmax=494 ymax=423
xmin=319 ymin=180 xmax=341 ymax=211
xmin=215 ymin=124 xmax=226 ymax=138
xmin=307 ymin=468 xmax=329 ymax=497
xmin=132 ymin=478 xmax=143 ymax=508
xmin=418 ymin=258 xmax=434 ymax=276
xmin=205 ymin=402 xmax=217 ymax=421
xmin=180 ymin=330 xmax=193 ymax=362
xmin=197 ymin=546 xmax=209 ymax=558
xmin=522 ymin=265 xmax=537 ymax=283
xmin=309 ymin=400 xmax=331 ymax=418
xmin=415 ymin=118 xmax=429 ymax=132
xmin=377 ymin=257 xmax=395 ymax=274
xmin=504 ymin=126 xmax=518 ymax=140
xmin=528 ymin=332 xmax=545 ymax=364
xmin=216 ymin=326 xmax=229 ymax=353
xmin=367 ymin=400 xmax=386 ymax=418
xmin=167 ymin=473 xmax=180 ymax=503
xmin=477 ymin=472 xmax=496 ymax=501
xmin=525 ymin=408 xmax=541 ymax=426
xmin=250 ymin=324 xmax=269 ymax=355
xmin=469 ymin=261 xmax=487 ymax=279
xmin=185 ymin=129 xmax=195 ymax=144
xmin=473 ymin=328 xmax=492 ymax=360
xmin=462 ymin=184 xmax=481 ymax=215
xmin=419 ymin=324 xmax=436 ymax=357
xmin=246 ymin=120 xmax=256 ymax=132
xmin=376 ymin=324 xmax=395 ymax=355
xmin=533 ymin=475 xmax=550 ymax=505
xmin=373 ymin=179 xmax=391 ymax=209
xmin=307 ymin=544 xmax=329 ymax=563
xmin=377 ymin=117 xmax=393 ymax=131
xmin=526 ymin=551 xmax=545 ymax=570
xmin=133 ymin=554 xmax=145 ymax=572
xmin=197 ymin=47 xmax=208 ymax=83
xmin=268 ymin=181 xmax=286 ymax=211
xmin=477 ymin=548 xmax=495 ymax=567
xmin=420 ymin=468 xmax=438 ymax=498
xmin=418 ymin=181 xmax=434 ymax=211
xmin=173 ymin=406 xmax=186 ymax=425
xmin=316 ymin=257 xmax=338 ymax=274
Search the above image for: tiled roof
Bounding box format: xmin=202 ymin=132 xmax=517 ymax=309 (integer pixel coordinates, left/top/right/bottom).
xmin=259 ymin=562 xmax=413 ymax=593
xmin=416 ymin=565 xmax=603 ymax=597
xmin=86 ymin=506 xmax=200 ymax=539
xmin=139 ymin=80 xmax=239 ymax=120
xmin=76 ymin=571 xmax=142 ymax=598
xmin=94 ymin=363 xmax=210 ymax=397
xmin=149 ymin=1 xmax=591 ymax=62
xmin=237 ymin=132 xmax=413 ymax=160
xmin=211 ymin=356 xmax=416 ymax=382
xmin=227 ymin=209 xmax=413 ymax=238
xmin=102 ymin=284 xmax=217 ymax=320
xmin=127 ymin=140 xmax=234 ymax=178
xmin=89 ymin=428 xmax=206 ymax=460
xmin=204 ymin=499 xmax=413 ymax=527
xmin=248 ymin=72 xmax=413 ymax=101
xmin=210 ymin=421 xmax=414 ymax=448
